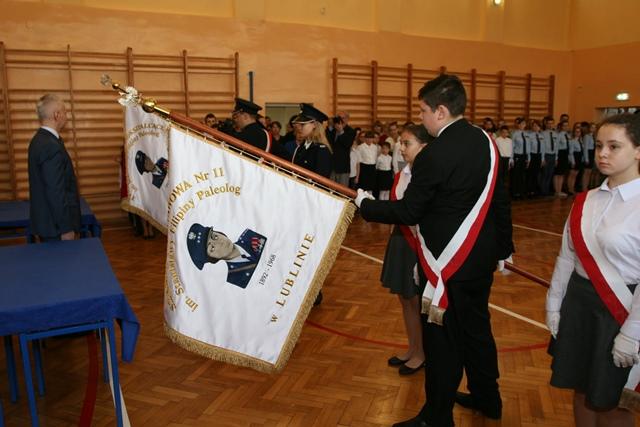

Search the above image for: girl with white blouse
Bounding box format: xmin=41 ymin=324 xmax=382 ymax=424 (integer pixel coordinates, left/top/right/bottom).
xmin=546 ymin=113 xmax=640 ymax=427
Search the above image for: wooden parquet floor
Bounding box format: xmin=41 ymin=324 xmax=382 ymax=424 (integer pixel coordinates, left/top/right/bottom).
xmin=1 ymin=196 xmax=639 ymax=426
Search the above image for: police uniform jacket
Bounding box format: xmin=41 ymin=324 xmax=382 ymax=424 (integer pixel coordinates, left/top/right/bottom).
xmin=360 ymin=119 xmax=513 ymax=281
xmin=225 ymin=229 xmax=267 ymax=289
xmin=293 ymin=141 xmax=333 ymax=178
xmin=235 ymin=122 xmax=270 ymax=151
xmin=27 ymin=128 xmax=81 ymax=237
xmin=151 ymin=158 xmax=168 ymax=188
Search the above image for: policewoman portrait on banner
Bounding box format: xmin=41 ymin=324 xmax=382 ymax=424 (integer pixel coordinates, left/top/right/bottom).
xmin=124 ymin=105 xmax=170 ymax=230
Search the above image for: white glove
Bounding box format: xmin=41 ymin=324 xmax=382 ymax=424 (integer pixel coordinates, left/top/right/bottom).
xmin=612 ymin=333 xmax=640 ymax=368
xmin=497 ymin=255 xmax=512 ymax=273
xmin=354 ymin=189 xmax=374 ymax=208
xmin=546 ymin=311 xmax=560 ymax=339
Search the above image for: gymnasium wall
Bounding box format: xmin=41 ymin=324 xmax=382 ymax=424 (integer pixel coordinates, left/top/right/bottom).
xmin=0 ymin=0 xmax=572 ymax=118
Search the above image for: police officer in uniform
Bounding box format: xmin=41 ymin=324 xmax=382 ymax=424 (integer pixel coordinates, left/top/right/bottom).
xmin=291 ymin=103 xmax=333 ymax=179
xmin=229 ymin=98 xmax=271 ymax=152
xmin=187 ymin=223 xmax=267 ymax=289
xmin=291 ymin=103 xmax=333 ymax=305
xmin=135 ymin=150 xmax=168 ymax=188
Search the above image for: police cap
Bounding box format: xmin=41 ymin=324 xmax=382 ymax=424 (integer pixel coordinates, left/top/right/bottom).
xmin=232 ymin=98 xmax=262 ymax=116
xmin=187 ymin=223 xmax=211 ymax=270
xmin=292 ymin=103 xmax=328 ymax=124
xmin=135 ymin=150 xmax=148 ymax=175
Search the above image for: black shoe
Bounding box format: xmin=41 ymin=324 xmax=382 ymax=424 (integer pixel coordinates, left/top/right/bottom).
xmin=387 ymin=356 xmax=409 ymax=366
xmin=392 ymin=416 xmax=430 ymax=427
xmin=313 ymin=291 xmax=323 ymax=306
xmin=454 ymin=391 xmax=502 ymax=419
xmin=398 ymin=361 xmax=425 ymax=375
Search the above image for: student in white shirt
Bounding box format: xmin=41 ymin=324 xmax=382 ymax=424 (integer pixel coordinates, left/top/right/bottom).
xmin=567 ymin=122 xmax=586 ymax=195
xmin=375 ymin=141 xmax=393 ymax=200
xmin=348 ymin=129 xmax=362 ymax=189
xmin=355 ymin=130 xmax=379 ymax=192
xmin=381 ymin=124 xmax=432 ymax=376
xmin=546 ymin=113 xmax=640 ymax=427
xmin=495 ymin=125 xmax=513 ymax=186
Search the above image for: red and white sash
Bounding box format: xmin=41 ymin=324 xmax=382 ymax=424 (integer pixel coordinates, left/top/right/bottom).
xmin=569 ymin=190 xmax=640 ymax=392
xmin=263 ymin=128 xmax=272 ymax=153
xmin=417 ymin=129 xmax=499 ymax=325
xmin=390 ymin=165 xmax=418 ymax=252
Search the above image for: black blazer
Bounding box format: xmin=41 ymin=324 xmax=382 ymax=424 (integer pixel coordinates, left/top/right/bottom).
xmin=292 ymin=142 xmax=333 ymax=178
xmin=329 ymin=126 xmax=356 ymax=174
xmin=235 ymin=122 xmax=270 ymax=151
xmin=28 ymin=128 xmax=81 ymax=238
xmin=361 ymin=119 xmax=513 ymax=281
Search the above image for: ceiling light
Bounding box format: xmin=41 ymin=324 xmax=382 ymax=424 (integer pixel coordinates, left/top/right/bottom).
xmin=616 ymin=92 xmax=630 ymax=101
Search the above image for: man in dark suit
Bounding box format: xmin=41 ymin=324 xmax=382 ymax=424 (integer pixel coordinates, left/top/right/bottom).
xmin=187 ymin=223 xmax=267 ymax=289
xmin=28 ymin=94 xmax=80 ymax=242
xmin=327 ymin=115 xmax=355 ymax=186
xmin=356 ymin=75 xmax=513 ymax=427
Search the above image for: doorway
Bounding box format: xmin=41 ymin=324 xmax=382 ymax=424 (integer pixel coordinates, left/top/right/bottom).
xmin=265 ymin=103 xmax=303 ymax=137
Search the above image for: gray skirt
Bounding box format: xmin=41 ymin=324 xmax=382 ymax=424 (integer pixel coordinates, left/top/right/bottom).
xmin=548 ymin=272 xmax=633 ymax=410
xmin=380 ymin=226 xmax=420 ymax=299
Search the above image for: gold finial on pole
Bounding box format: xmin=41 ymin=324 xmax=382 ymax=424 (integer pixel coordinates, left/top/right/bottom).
xmin=100 ymin=74 xmax=171 ymax=117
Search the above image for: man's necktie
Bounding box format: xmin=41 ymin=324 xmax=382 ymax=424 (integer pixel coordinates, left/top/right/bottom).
xmin=550 ymin=131 xmax=555 ymax=152
xmin=536 ymin=133 xmax=541 ymax=153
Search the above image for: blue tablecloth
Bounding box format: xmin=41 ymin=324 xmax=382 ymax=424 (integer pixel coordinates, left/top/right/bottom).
xmin=0 ymin=238 xmax=139 ymax=361
xmin=0 ymin=197 xmax=101 ymax=237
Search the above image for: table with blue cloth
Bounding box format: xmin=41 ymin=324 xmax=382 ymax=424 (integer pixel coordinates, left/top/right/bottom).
xmin=0 ymin=238 xmax=139 ymax=427
xmin=0 ymin=197 xmax=101 ymax=240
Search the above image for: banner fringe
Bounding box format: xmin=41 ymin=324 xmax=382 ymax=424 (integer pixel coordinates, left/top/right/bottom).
xmin=120 ymin=199 xmax=168 ymax=236
xmin=619 ymin=388 xmax=640 ymax=414
xmin=164 ymin=323 xmax=276 ymax=373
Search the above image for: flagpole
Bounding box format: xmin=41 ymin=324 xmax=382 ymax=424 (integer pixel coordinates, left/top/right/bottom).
xmin=504 ymin=262 xmax=549 ymax=288
xmin=167 ymin=111 xmax=357 ymax=199
xmin=101 ymin=74 xmax=356 ymax=200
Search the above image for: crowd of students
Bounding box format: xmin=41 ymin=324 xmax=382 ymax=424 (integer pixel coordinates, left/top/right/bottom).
xmin=202 ymin=102 xmax=634 ymax=207
xmin=321 ymin=112 xmax=608 ymax=201
xmin=486 ymin=114 xmax=602 ymax=199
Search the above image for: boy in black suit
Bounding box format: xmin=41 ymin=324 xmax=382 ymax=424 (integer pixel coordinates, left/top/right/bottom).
xmin=356 ymin=74 xmax=513 ymax=427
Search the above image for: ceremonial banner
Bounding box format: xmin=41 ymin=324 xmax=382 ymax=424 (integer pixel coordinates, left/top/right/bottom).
xmin=163 ymin=125 xmax=355 ymax=372
xmin=122 ymin=105 xmax=171 ymax=231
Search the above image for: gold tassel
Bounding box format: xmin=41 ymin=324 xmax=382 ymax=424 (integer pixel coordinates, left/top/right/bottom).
xmin=421 ymin=296 xmax=432 ymax=315
xmin=120 ymin=199 xmax=168 ymax=235
xmin=427 ymin=305 xmax=445 ymax=325
xmin=619 ymin=388 xmax=640 ymax=414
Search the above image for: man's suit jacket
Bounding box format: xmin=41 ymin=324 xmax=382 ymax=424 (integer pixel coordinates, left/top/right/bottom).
xmin=361 ymin=119 xmax=513 ymax=281
xmin=28 ymin=128 xmax=81 ymax=238
xmin=329 ymin=126 xmax=356 ymax=174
